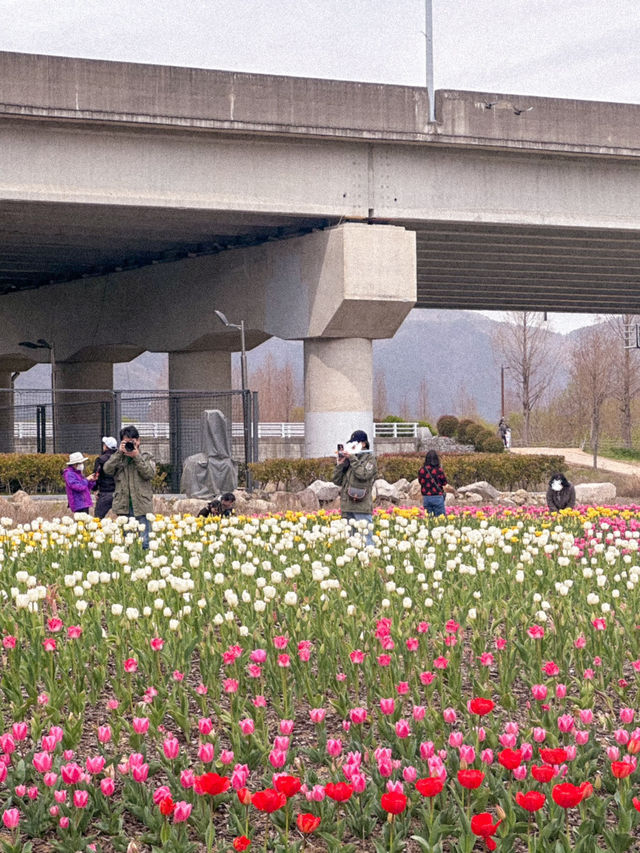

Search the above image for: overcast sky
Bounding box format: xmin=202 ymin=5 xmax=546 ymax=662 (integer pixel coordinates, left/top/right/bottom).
xmin=3 ymin=0 xmax=638 ymax=332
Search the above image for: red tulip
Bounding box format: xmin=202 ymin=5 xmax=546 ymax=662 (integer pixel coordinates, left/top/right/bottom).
xmin=552 ymin=782 xmax=584 ymax=809
xmin=237 ymin=787 xmax=252 ymax=806
xmin=252 ymin=788 xmax=286 ymax=813
xmin=539 ymin=747 xmax=567 ymax=765
xmin=324 ymin=782 xmax=354 ymax=802
xmin=274 ymin=775 xmax=302 ymax=798
xmin=380 ymin=791 xmax=407 ymax=815
xmin=296 ymin=813 xmax=321 ymax=834
xmin=611 ymin=761 xmax=634 ymax=779
xmin=471 ymin=812 xmax=502 ymax=848
xmin=515 ymin=790 xmax=546 ymax=812
xmin=468 ymin=697 xmax=495 ymax=716
xmin=579 ymin=781 xmax=593 ymax=801
xmin=498 ymin=748 xmax=523 ymax=770
xmin=457 ymin=769 xmax=485 ymax=789
xmin=416 ymin=777 xmax=444 ymax=797
xmin=531 ymin=764 xmax=555 ymax=783
xmin=158 ymin=796 xmax=174 ymax=816
xmin=233 ymin=837 xmax=251 ymax=851
xmin=194 ymin=772 xmax=230 ymax=796
xmin=632 ymin=797 xmax=640 ymax=812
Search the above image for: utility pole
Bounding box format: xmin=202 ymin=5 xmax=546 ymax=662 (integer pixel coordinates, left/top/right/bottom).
xmin=425 ymin=0 xmax=435 ymax=122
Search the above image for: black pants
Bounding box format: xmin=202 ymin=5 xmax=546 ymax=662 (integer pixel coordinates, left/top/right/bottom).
xmin=95 ymin=492 xmax=114 ymax=519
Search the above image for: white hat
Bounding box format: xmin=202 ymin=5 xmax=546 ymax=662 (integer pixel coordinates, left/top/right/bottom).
xmin=67 ymin=452 xmax=88 ymax=466
xmin=102 ymin=436 xmax=117 ymax=450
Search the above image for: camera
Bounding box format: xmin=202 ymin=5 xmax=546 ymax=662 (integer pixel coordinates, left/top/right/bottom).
xmin=124 ymin=441 xmax=135 ymax=452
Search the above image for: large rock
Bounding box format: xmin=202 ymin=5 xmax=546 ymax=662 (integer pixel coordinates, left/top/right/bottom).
xmin=408 ymin=479 xmax=422 ymax=502
xmin=307 ymin=480 xmax=341 ymax=503
xmin=242 ymin=499 xmax=273 ymax=515
xmin=574 ymin=482 xmax=616 ymax=504
xmin=175 ymin=499 xmax=206 ymax=516
xmin=460 ymin=492 xmax=483 ymax=505
xmin=393 ymin=478 xmax=411 ymax=495
xmin=373 ymin=479 xmax=395 ymax=500
xmin=457 ymin=481 xmax=499 ymax=501
xmin=272 ymin=489 xmax=320 ymax=513
xmin=512 ymin=489 xmax=529 ymax=505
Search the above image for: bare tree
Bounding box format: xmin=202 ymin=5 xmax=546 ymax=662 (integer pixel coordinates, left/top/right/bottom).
xmin=249 ymin=353 xmax=301 ymax=421
xmin=605 ymin=315 xmax=640 ymax=449
xmin=493 ymin=312 xmax=556 ymax=446
xmin=569 ymin=325 xmax=616 ymax=469
xmin=416 ymin=378 xmax=430 ymax=422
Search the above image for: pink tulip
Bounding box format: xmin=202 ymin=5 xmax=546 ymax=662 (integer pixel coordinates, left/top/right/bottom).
xmin=268 ymin=749 xmax=287 ymax=768
xmin=220 ymin=750 xmax=234 ymax=765
xmin=14 ymin=785 xmax=26 ymax=797
xmin=504 ymin=722 xmax=520 ymax=735
xmin=2 ymin=809 xmax=20 ymax=830
xmin=420 ymin=741 xmax=435 ymax=759
xmin=349 ymin=708 xmax=367 ymax=725
xmin=448 ymin=732 xmax=463 ymax=748
xmin=574 ymin=635 xmax=586 ymax=649
xmin=481 ymin=749 xmax=494 ymax=765
xmin=153 ymin=785 xmax=172 ymax=804
xmin=42 ymin=771 xmax=57 ymax=787
xmin=533 ymin=727 xmax=547 ymax=743
xmin=531 ymin=684 xmax=548 ymax=701
xmin=274 ymin=736 xmax=290 ymax=752
xmin=97 ymin=725 xmax=112 ymax=744
xmin=386 ymin=780 xmax=404 ymax=793
xmin=607 ymin=746 xmax=620 ymax=761
xmin=11 ymin=723 xmax=28 ymax=741
xmin=131 ymin=763 xmax=149 ymax=782
xmin=180 ymin=769 xmax=195 ymax=789
xmin=557 ymin=715 xmax=574 ymax=733
xmin=150 ymin=637 xmax=164 ymax=651
xmin=198 ymin=742 xmax=214 ymax=763
xmin=59 ymin=817 xmax=70 ymax=829
xmin=579 ymin=709 xmax=594 ymax=726
xmin=565 ymin=745 xmax=577 ymax=761
xmin=250 ymin=649 xmax=267 ymax=663
xmin=0 ymin=734 xmax=16 ymax=754
xmin=377 ymin=758 xmax=393 ymax=777
xmin=73 ymin=790 xmax=89 ymax=808
xmin=403 ymin=765 xmax=417 ymax=783
xmin=239 ymin=719 xmax=255 ymax=736
xmin=477 ymin=727 xmax=487 ymax=742
xmin=163 ymin=737 xmax=180 ymax=760
xmin=37 ymin=693 xmax=49 ymax=706
xmin=413 ymin=705 xmax=426 ymax=721
xmin=27 ymin=787 xmax=38 ymax=800
xmin=100 ymin=778 xmax=115 ymax=796
xmin=67 ymin=625 xmax=82 ymax=639
xmin=61 ymin=762 xmax=83 ymax=785
xmin=556 ymin=684 xmax=567 ymax=699
xmin=173 ymin=801 xmax=192 ymax=823
xmin=395 ymin=720 xmax=411 ymax=739
xmin=512 ymin=765 xmax=527 ymax=781
xmin=615 ymin=729 xmax=630 ymax=745
xmin=443 ymin=707 xmax=457 ymax=724
xmin=2 ymin=636 xmax=17 ymax=650
xmin=132 ymin=717 xmax=149 ymax=735
xmin=54 ymin=790 xmax=67 ymax=804
xmin=575 ymin=730 xmax=590 ymax=745
xmin=420 ymin=671 xmax=435 ymax=685
xmin=42 ymin=638 xmax=56 ymax=653
xmin=327 ymin=739 xmax=342 ymax=757
xmin=621 ymin=708 xmax=635 ymax=724
xmin=231 ymin=764 xmax=249 ymax=790
xmin=305 ymin=784 xmax=325 ymax=802
xmin=396 ymin=682 xmax=410 ymax=695
xmin=198 ymin=717 xmax=213 ymax=736
xmin=49 ymin=806 xmax=59 ymax=817
xmin=406 ymin=637 xmax=419 ymax=651
xmin=33 ymin=752 xmax=53 ymax=773
xmin=86 ymin=756 xmax=105 ymax=775
xmin=499 ymin=734 xmax=517 ymax=748
xmin=123 ymin=658 xmax=138 ymax=673
xmin=352 ymin=771 xmax=367 ymax=793
xmin=0 ymin=764 xmax=6 ymax=784
xmin=380 ymin=698 xmax=395 ymax=715
xmin=309 ymin=708 xmax=326 ymax=723
xmin=279 ymin=719 xmax=294 ymax=735
xmin=129 ymin=753 xmax=144 ymax=767
xmin=350 ymin=649 xmax=365 ymax=664
xmin=459 ymin=745 xmax=476 ymax=763
xmin=521 ymin=743 xmax=533 ymax=761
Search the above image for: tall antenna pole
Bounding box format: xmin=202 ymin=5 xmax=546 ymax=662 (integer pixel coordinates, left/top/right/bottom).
xmin=425 ymin=0 xmax=435 ymax=122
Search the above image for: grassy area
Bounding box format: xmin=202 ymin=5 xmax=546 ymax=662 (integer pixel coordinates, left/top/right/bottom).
xmin=566 ymin=463 xmax=640 ymax=499
xmin=600 ymin=446 xmax=640 ymax=463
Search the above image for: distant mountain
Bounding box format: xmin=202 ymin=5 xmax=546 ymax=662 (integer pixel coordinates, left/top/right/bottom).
xmin=15 ymin=310 xmax=577 ymax=422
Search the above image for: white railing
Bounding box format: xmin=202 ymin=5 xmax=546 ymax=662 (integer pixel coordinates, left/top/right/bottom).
xmin=15 ymin=421 xmax=419 ymax=440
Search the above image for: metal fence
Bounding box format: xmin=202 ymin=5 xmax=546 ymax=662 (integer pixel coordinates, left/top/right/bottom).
xmin=0 ymin=388 xmax=258 ymax=491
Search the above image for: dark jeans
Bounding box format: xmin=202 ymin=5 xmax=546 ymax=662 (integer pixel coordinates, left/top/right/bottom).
xmin=423 ymin=495 xmax=446 ymax=517
xmin=95 ymin=492 xmax=114 ymax=520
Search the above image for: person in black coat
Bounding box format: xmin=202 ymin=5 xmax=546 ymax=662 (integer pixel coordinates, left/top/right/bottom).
xmin=546 ymin=472 xmax=576 ymax=511
xmin=93 ymin=437 xmax=117 ymax=519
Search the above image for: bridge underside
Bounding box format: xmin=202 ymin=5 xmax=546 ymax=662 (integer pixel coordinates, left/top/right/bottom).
xmin=0 ymin=200 xmax=638 ymax=314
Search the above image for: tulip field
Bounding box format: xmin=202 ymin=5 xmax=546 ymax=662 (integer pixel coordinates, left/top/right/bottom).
xmin=2 ymin=505 xmax=640 ymax=852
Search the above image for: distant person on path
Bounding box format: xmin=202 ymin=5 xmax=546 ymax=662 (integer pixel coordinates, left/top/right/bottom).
xmin=546 ymin=472 xmax=576 ymax=511
xmin=92 ymin=436 xmax=117 ymax=519
xmin=103 ymin=425 xmax=156 ymax=548
xmin=418 ymin=449 xmax=450 ymax=517
xmin=63 ymin=451 xmax=93 ymax=515
xmin=498 ymin=418 xmax=509 ymax=447
xmin=332 ymin=429 xmax=377 ymax=547
xmin=198 ymin=492 xmax=236 ymax=518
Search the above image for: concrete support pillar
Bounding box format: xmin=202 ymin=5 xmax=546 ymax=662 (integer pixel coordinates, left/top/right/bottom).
xmin=0 ymin=371 xmax=14 ymax=453
xmin=55 ymin=362 xmax=114 ymax=455
xmin=304 ymin=338 xmax=373 ymax=458
xmin=168 ymin=350 xmax=232 ymax=391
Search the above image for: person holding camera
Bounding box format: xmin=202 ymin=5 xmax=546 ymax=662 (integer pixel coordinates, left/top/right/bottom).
xmin=103 ymin=425 xmax=156 ymax=548
xmin=332 ymin=429 xmax=377 ymax=547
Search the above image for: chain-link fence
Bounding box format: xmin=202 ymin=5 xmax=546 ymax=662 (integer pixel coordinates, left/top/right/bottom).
xmin=0 ymin=388 xmax=258 ymax=491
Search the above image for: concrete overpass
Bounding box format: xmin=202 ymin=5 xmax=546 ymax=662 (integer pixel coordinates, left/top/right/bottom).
xmin=0 ymin=51 xmax=639 ymax=455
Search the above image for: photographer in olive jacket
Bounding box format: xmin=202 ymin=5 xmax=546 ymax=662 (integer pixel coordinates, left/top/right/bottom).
xmin=103 ymin=425 xmax=156 ymax=548
xmin=332 ymin=429 xmax=377 ymax=546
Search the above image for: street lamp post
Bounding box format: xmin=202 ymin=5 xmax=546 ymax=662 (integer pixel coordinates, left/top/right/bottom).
xmin=500 ymin=365 xmax=510 ymax=419
xmin=214 ymin=310 xmax=252 ymax=490
xmin=19 ymin=339 xmax=57 ymax=453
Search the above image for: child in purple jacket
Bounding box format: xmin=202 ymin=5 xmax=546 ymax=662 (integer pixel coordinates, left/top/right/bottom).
xmin=63 ymin=452 xmax=94 ymax=514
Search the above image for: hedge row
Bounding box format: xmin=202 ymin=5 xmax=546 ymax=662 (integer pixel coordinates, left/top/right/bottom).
xmin=0 ymin=454 xmax=168 ymax=495
xmin=249 ymin=453 xmax=567 ymax=492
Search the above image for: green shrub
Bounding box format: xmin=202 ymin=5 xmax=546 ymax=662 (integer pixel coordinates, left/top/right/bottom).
xmin=455 ymin=418 xmax=475 ymax=443
xmin=437 ymin=415 xmax=459 ymax=437
xmin=250 ymin=453 xmax=567 ymax=492
xmin=477 ymin=434 xmax=505 ymax=454
xmin=0 ymin=454 xmax=168 ymax=495
xmin=465 ymin=423 xmax=484 ymax=444
xmin=381 ymin=415 xmax=405 ymax=423
xmin=417 ymin=421 xmax=435 ymax=433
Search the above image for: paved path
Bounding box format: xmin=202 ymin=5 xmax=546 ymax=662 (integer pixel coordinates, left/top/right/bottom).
xmin=512 ymin=447 xmax=640 ymax=477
